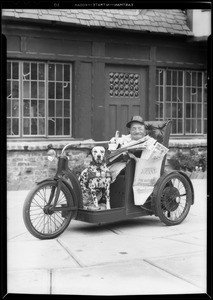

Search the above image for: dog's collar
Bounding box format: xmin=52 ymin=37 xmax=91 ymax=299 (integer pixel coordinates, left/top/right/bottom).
xmin=90 ymin=161 xmax=103 ymax=167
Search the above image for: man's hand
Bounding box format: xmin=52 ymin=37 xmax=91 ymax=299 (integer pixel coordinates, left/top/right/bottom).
xmin=128 ymin=152 xmax=139 ymax=162
xmin=122 ymin=151 xmax=129 ymax=162
xmin=109 ymin=137 xmax=117 ymax=144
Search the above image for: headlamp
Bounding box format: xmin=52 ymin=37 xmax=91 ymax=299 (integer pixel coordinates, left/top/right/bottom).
xmin=47 ymin=149 xmax=56 ymax=161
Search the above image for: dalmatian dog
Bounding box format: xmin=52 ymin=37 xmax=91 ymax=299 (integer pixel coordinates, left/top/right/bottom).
xmin=78 ymin=146 xmax=112 ymax=210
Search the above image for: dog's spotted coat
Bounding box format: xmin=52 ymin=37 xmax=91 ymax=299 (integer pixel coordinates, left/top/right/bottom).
xmin=78 ymin=146 xmax=111 ymax=209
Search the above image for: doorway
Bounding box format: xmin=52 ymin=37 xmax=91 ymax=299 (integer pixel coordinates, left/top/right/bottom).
xmin=105 ymin=65 xmax=148 ymax=139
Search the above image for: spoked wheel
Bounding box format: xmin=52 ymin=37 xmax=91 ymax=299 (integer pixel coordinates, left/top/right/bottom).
xmin=23 ymin=180 xmax=76 ymax=239
xmin=154 ymin=172 xmax=193 ymax=225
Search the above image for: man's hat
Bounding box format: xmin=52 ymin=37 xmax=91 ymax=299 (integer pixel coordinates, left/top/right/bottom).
xmin=126 ymin=115 xmax=144 ymax=128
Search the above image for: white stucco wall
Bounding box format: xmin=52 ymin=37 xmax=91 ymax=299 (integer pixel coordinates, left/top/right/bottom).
xmin=192 ymin=9 xmax=211 ymax=37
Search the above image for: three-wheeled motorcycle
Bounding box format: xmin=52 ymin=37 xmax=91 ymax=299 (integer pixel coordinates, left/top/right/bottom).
xmin=23 ymin=120 xmax=194 ymax=239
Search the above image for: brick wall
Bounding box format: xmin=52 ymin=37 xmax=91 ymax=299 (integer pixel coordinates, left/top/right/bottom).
xmin=7 ymin=140 xmax=207 ymax=190
xmin=7 ymin=149 xmax=92 ymax=191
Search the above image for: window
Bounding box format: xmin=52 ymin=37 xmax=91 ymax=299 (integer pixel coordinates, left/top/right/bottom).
xmin=156 ymin=69 xmax=207 ymax=135
xmin=7 ymin=61 xmax=72 ymax=137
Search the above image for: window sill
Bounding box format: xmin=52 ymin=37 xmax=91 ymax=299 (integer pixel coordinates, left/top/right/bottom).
xmin=169 ymin=138 xmax=207 ymax=148
xmin=7 ymin=138 xmax=207 ymax=151
xmin=7 ymin=140 xmax=85 ymax=151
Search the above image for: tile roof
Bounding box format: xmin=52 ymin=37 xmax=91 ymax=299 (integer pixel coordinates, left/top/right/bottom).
xmin=2 ymin=9 xmax=193 ymax=36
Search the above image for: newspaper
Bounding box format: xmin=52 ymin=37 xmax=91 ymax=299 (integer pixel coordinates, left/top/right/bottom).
xmin=108 ymin=135 xmax=149 ymax=163
xmin=132 ymin=138 xmax=169 ymax=206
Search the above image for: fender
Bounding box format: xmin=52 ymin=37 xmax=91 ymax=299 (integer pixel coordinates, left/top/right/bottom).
xmin=36 ymin=176 xmax=83 ymax=210
xmin=63 ymin=167 xmax=84 ymax=209
xmin=151 ymin=170 xmax=194 ymax=214
xmin=36 ymin=177 xmax=56 ymax=185
xmin=177 ymin=170 xmax=194 ymax=205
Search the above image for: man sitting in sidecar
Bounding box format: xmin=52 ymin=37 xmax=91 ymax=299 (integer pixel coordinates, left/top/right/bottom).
xmin=108 ymin=115 xmax=148 ymax=182
xmin=107 ymin=115 xmax=170 ymax=207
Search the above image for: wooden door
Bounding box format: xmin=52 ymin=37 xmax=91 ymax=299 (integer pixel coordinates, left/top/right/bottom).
xmin=105 ymin=65 xmax=147 ymax=139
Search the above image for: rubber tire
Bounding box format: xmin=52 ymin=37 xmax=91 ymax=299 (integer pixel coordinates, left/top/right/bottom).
xmin=23 ymin=180 xmax=75 ymax=239
xmin=154 ymin=172 xmax=192 ymax=226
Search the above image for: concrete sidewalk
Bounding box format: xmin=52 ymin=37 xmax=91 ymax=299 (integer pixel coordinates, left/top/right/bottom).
xmin=7 ymin=179 xmax=207 ymax=295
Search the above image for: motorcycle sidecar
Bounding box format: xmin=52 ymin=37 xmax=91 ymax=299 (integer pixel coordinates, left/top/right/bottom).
xmin=76 ymin=120 xmax=194 ymax=226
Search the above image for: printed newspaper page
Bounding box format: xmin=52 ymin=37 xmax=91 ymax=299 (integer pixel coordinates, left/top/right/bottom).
xmin=133 ymin=139 xmax=169 ymax=205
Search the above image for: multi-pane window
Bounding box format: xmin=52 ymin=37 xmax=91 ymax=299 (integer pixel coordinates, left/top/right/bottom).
xmin=48 ymin=63 xmax=71 ymax=136
xmin=7 ymin=61 xmax=72 ymax=137
xmin=156 ymin=69 xmax=207 ymax=135
xmin=7 ymin=62 xmax=20 ymax=136
xmin=22 ymin=62 xmax=46 ymax=135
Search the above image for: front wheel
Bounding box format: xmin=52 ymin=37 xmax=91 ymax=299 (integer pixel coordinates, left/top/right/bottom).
xmin=153 ymin=172 xmax=192 ymax=226
xmin=23 ymin=180 xmax=76 ymax=239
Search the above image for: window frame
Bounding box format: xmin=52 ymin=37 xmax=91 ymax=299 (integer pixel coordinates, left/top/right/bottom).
xmin=7 ymin=60 xmax=73 ymax=139
xmin=156 ymin=68 xmax=207 ymax=136
xmin=7 ymin=60 xmax=21 ymax=137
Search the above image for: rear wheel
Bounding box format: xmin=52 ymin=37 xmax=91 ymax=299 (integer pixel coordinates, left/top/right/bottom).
xmin=154 ymin=172 xmax=192 ymax=225
xmin=23 ymin=180 xmax=76 ymax=239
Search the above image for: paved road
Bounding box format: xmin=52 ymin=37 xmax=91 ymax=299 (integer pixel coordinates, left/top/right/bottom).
xmin=7 ymin=179 xmax=207 ymax=295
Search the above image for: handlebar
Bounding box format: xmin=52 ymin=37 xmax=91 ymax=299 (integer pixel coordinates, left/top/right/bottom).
xmin=61 ymin=136 xmax=151 ymax=156
xmin=61 ymin=140 xmax=110 ymax=155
